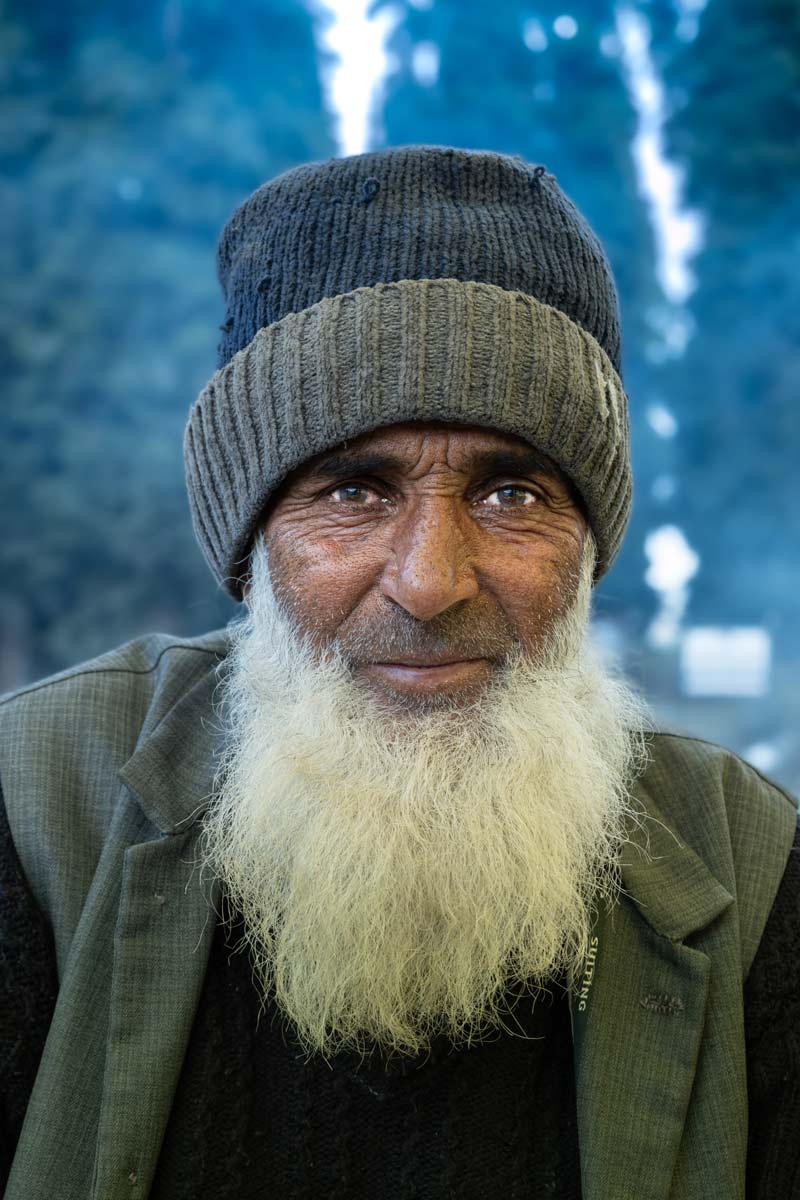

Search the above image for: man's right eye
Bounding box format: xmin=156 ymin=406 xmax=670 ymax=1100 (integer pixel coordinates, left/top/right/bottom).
xmin=329 ymin=484 xmax=388 ymax=506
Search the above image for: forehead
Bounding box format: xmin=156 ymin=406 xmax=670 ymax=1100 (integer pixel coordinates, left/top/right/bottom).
xmin=303 ymin=421 xmax=566 ymax=478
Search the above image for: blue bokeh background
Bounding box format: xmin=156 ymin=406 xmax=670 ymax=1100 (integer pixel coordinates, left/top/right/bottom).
xmin=2 ymin=0 xmax=798 ymax=788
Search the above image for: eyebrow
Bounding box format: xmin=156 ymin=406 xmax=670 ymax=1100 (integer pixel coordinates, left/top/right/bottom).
xmin=307 ymin=446 xmax=568 ymax=486
xmin=307 ymin=451 xmax=407 ymax=481
xmin=459 ymin=447 xmax=567 ymax=483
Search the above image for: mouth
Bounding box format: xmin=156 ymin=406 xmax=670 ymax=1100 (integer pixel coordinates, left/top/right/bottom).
xmin=359 ymin=658 xmax=494 ymax=694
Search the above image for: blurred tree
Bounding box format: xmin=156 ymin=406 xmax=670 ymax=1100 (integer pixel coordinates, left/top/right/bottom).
xmin=659 ymin=0 xmax=800 ymax=631
xmin=0 ymin=4 xmax=335 ymax=682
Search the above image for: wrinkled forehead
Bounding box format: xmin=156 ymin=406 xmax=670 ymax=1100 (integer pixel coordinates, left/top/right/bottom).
xmin=305 ymin=419 xmax=555 ymax=467
xmin=278 ymin=419 xmax=584 ymax=510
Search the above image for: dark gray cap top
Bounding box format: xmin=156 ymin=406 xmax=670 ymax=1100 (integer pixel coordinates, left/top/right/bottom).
xmin=186 ymin=145 xmax=631 ymax=598
xmin=215 ymin=144 xmax=622 ymax=376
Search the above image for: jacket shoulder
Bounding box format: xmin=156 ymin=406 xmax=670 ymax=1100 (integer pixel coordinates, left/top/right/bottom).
xmin=0 ymin=628 xmax=228 ymax=719
xmin=0 ymin=629 xmax=228 ymax=924
xmin=644 ymin=730 xmax=798 ymax=825
xmin=643 ymin=730 xmax=798 ymax=970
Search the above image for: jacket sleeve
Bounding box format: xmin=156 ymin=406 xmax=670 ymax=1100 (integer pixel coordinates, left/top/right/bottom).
xmin=0 ymin=779 xmax=59 ymax=1191
xmin=745 ymin=819 xmax=800 ymax=1198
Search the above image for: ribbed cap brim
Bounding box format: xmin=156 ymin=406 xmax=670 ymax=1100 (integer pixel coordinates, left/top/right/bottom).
xmin=185 ymin=278 xmax=631 ymax=599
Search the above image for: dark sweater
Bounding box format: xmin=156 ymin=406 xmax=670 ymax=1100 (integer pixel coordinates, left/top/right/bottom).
xmin=1 ymin=789 xmax=798 ymax=1197
xmin=149 ymin=912 xmax=580 ymax=1199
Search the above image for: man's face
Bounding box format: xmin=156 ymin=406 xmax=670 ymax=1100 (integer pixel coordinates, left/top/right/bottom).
xmin=261 ymin=421 xmax=588 ymax=707
xmin=206 ymin=425 xmax=644 ymax=1062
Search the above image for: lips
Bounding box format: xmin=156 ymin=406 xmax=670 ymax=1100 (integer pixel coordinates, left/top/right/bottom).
xmin=362 ymin=658 xmax=494 ymax=695
xmin=371 ymin=657 xmax=484 ymax=669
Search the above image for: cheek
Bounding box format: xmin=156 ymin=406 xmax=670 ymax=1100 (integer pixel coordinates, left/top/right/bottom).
xmin=263 ymin=524 xmax=384 ymax=642
xmin=479 ymin=539 xmax=585 ymax=647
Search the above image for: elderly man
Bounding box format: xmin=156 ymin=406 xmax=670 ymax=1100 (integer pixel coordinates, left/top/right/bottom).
xmin=1 ymin=146 xmax=798 ymax=1200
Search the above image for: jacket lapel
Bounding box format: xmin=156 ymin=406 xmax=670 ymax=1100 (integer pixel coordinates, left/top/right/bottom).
xmin=101 ymin=668 xmax=739 ymax=1200
xmin=9 ymin=628 xmax=750 ymax=1200
xmin=92 ymin=661 xmax=224 ymax=1200
xmin=572 ymin=778 xmax=734 ymax=1200
xmin=3 ymin=656 xmax=226 ymax=1200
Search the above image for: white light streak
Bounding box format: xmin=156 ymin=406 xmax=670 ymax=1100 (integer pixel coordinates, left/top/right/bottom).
xmin=615 ymin=5 xmax=706 ymax=357
xmin=306 ymin=0 xmax=404 ymax=156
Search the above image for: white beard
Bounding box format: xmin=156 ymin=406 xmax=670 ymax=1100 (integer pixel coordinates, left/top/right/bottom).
xmin=202 ymin=533 xmax=651 ymax=1062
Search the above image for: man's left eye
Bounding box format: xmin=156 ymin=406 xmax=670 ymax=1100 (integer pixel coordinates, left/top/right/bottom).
xmin=483 ymin=486 xmax=539 ymax=508
xmin=330 ymin=484 xmax=379 ymax=504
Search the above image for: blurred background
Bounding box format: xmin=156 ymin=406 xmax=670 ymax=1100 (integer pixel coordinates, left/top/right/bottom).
xmin=1 ymin=0 xmax=798 ymax=790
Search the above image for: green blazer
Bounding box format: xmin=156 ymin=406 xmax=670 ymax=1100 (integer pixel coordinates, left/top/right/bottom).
xmin=1 ymin=631 xmax=796 ymax=1200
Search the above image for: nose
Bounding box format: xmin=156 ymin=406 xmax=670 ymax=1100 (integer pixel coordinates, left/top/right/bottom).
xmin=379 ymin=497 xmax=480 ymax=620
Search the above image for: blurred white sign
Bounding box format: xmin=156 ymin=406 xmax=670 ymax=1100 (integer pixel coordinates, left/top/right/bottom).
xmin=680 ymin=627 xmax=771 ymax=697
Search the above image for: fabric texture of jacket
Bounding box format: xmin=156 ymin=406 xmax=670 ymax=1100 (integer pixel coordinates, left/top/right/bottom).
xmin=0 ymin=630 xmax=797 ymax=1200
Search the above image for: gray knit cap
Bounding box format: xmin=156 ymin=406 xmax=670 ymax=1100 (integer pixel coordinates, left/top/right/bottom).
xmin=185 ymin=144 xmax=631 ymax=599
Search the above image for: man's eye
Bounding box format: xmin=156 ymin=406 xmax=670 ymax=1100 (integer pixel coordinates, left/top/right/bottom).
xmin=483 ymin=486 xmax=539 ymax=508
xmin=330 ymin=484 xmax=380 ymax=505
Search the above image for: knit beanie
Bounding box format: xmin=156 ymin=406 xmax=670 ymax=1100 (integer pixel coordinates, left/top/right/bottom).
xmin=185 ymin=144 xmax=631 ymax=599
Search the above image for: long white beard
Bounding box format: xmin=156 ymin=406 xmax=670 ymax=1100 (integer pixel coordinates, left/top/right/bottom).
xmin=202 ymin=533 xmax=651 ymax=1062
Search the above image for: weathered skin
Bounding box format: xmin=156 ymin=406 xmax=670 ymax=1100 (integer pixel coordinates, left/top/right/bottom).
xmin=261 ymin=421 xmax=588 ymax=704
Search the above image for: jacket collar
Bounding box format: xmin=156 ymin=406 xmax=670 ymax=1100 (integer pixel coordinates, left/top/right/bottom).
xmin=119 ymin=646 xmax=227 ymax=834
xmin=619 ymin=767 xmax=733 ymax=941
xmin=570 ymin=759 xmax=737 ymax=1200
xmin=116 ymin=649 xmax=737 ymax=1200
xmin=120 ymin=647 xmax=734 ymax=941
